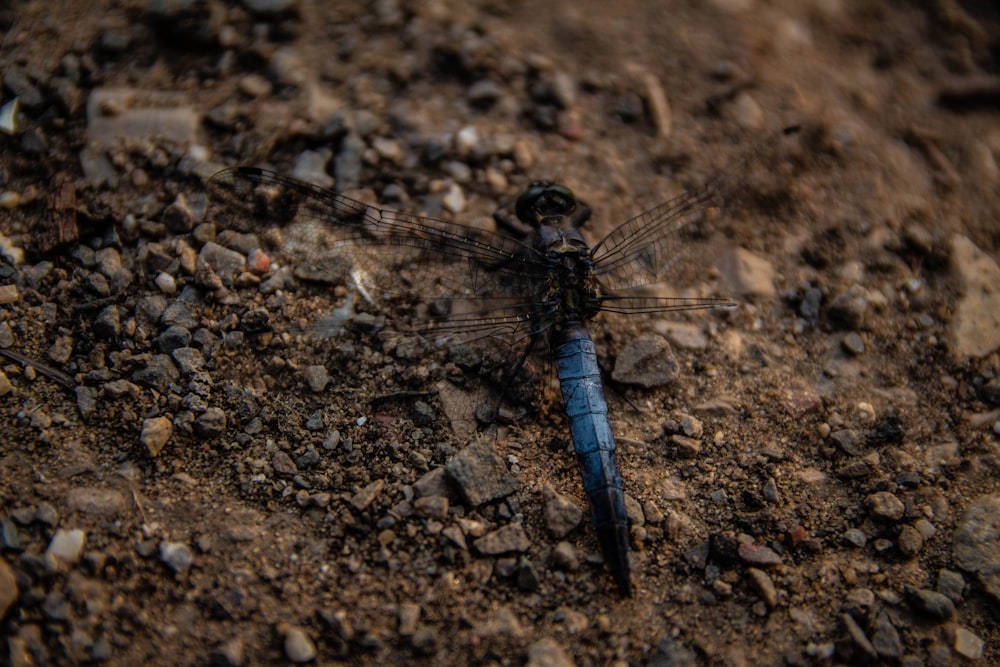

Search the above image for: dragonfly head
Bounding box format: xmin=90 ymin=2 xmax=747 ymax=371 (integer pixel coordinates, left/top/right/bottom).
xmin=515 ymin=181 xmax=577 ymax=227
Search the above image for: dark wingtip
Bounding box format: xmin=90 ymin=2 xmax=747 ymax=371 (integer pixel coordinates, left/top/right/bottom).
xmin=615 ymin=574 xmax=632 ymax=598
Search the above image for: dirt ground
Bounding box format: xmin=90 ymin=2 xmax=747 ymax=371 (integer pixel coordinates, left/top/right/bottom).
xmin=2 ymin=0 xmax=1000 ymax=665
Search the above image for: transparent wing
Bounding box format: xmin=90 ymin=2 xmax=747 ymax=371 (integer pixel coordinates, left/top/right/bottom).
xmin=590 ymin=125 xmax=802 ymax=292
xmin=589 ymin=182 xmax=718 ymax=292
xmin=206 ymin=167 xmax=554 ymax=346
xmin=597 ymin=295 xmax=734 ymax=315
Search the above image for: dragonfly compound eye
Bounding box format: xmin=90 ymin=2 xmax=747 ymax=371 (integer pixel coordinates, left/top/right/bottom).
xmin=515 ymin=183 xmax=577 ymax=225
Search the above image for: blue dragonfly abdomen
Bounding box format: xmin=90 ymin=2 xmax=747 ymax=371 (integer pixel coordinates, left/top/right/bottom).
xmin=553 ymin=322 xmax=631 ymax=596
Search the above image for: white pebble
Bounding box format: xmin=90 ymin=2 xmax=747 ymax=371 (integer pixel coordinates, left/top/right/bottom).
xmin=155 ymin=272 xmax=177 ymax=294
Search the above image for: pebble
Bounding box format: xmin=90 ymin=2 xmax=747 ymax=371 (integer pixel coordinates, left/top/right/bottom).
xmin=953 ymin=626 xmax=984 ymax=660
xmin=526 ymin=638 xmax=575 ymax=667
xmin=349 ymin=479 xmax=384 ymax=511
xmin=272 ymin=451 xmax=299 ymax=479
xmin=737 ymin=542 xmax=783 ymax=567
xmin=159 ymin=541 xmax=193 ymax=573
xmin=303 ymin=365 xmax=329 ymax=392
xmin=611 ymin=336 xmax=678 ymax=388
xmin=290 ymin=149 xmax=334 ymax=188
xmin=445 ymin=440 xmax=519 ymax=506
xmin=843 ymin=528 xmax=867 ymax=548
xmin=747 ymin=567 xmax=778 ymax=607
xmin=551 ymin=541 xmax=578 ymax=571
xmin=413 ymin=467 xmax=453 ymax=498
xmin=896 ymin=524 xmax=923 ymax=557
xmin=473 ymin=523 xmax=531 ymax=555
xmin=172 ymin=347 xmax=205 ymax=374
xmin=281 ymin=625 xmax=317 ymax=663
xmin=865 ymin=491 xmax=905 ymax=521
xmin=413 ymin=496 xmax=449 ymax=520
xmin=0 ymin=558 xmax=16 ymax=618
xmin=653 ymin=321 xmax=708 ymax=349
xmin=132 ymin=354 xmax=180 ymax=392
xmin=936 ymin=569 xmax=965 ymax=602
xmin=93 ymin=305 xmax=121 ymax=340
xmin=649 ymin=637 xmax=697 ymax=667
xmin=210 ymin=637 xmax=245 ymax=667
xmin=37 ymin=503 xmax=59 ymax=526
xmin=87 ymin=87 xmax=200 ymax=145
xmin=871 ymin=611 xmax=903 ymax=658
xmin=398 ymin=602 xmax=421 ymax=635
xmin=66 ymin=487 xmax=129 ymax=517
xmin=721 ymin=246 xmax=776 ymax=298
xmin=776 ymin=379 xmax=822 ymax=418
xmin=904 ymin=585 xmax=955 ymax=620
xmin=197 ymin=242 xmax=246 ymax=286
xmin=842 ymin=332 xmax=865 ymax=355
xmin=47 ymin=529 xmax=86 ymax=563
xmin=827 ymin=285 xmax=870 ymax=329
xmin=156 ymin=325 xmax=192 ymax=353
xmin=952 ymin=493 xmax=1000 ymax=600
xmin=840 ymin=613 xmax=878 ymax=663
xmin=194 ymin=407 xmax=226 ymax=437
xmin=542 ymin=486 xmax=583 ymax=538
xmin=949 ymin=235 xmax=1000 ymax=357
xmin=141 ymin=416 xmax=173 ymax=457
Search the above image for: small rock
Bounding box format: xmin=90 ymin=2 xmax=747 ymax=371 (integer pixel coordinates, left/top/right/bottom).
xmin=0 ymin=558 xmax=17 ymax=617
xmin=526 ymin=637 xmax=575 ymax=667
xmin=159 ymin=541 xmax=193 ymax=573
xmin=66 ymin=487 xmax=129 ymax=517
xmin=829 ymin=429 xmax=862 ymax=455
xmin=949 ymin=235 xmax=1000 ymax=358
xmin=952 ymin=493 xmax=1000 ymax=601
xmin=543 ymin=486 xmax=583 ymax=538
xmin=281 ymin=625 xmax=317 ymax=663
xmin=827 ymin=285 xmax=870 ymax=329
xmin=551 ymin=541 xmax=578 ymax=571
xmin=350 ymin=479 xmax=384 ymax=511
xmin=843 ymin=528 xmax=867 ymax=548
xmin=413 ymin=496 xmax=448 ymax=520
xmin=747 ymin=567 xmax=778 ymax=608
xmin=194 ymin=407 xmax=226 ymax=437
xmin=737 ymin=542 xmax=783 ymax=567
xmin=865 ymin=491 xmax=905 ymax=521
xmin=776 ymin=379 xmax=821 ymax=418
xmin=303 ymin=365 xmax=329 ymax=392
xmin=47 ymin=529 xmax=86 ymax=563
xmin=445 ymin=440 xmax=519 ymax=506
xmin=398 ymin=602 xmax=420 ymax=635
xmin=904 ymin=585 xmax=955 ymax=620
xmin=871 ymin=612 xmax=903 ymax=658
xmin=897 ymin=524 xmax=924 ymax=557
xmin=141 ymin=416 xmax=173 ymax=457
xmin=93 ymin=305 xmax=121 ymax=339
xmin=132 ymin=354 xmax=180 ymax=392
xmin=936 ymin=569 xmax=965 ymax=602
xmin=842 ymin=331 xmax=865 ymax=355
xmin=210 ymin=637 xmax=245 ymax=667
xmin=272 ymin=451 xmax=299 ymax=479
xmin=156 ymin=325 xmax=192 ymax=353
xmin=197 ymin=241 xmax=246 ymax=286
xmin=612 ymin=336 xmax=678 ymax=388
xmin=840 ymin=613 xmax=878 ymax=663
xmin=954 ymin=626 xmax=985 ymax=660
xmin=722 ymin=246 xmax=776 ymax=298
xmin=473 ymin=524 xmax=531 ymax=555
xmin=670 ymin=434 xmax=701 ymax=458
xmin=648 ymin=637 xmax=697 ymax=667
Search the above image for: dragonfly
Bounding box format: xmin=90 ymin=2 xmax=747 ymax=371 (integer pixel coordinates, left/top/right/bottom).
xmin=206 ymin=145 xmax=753 ymax=596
